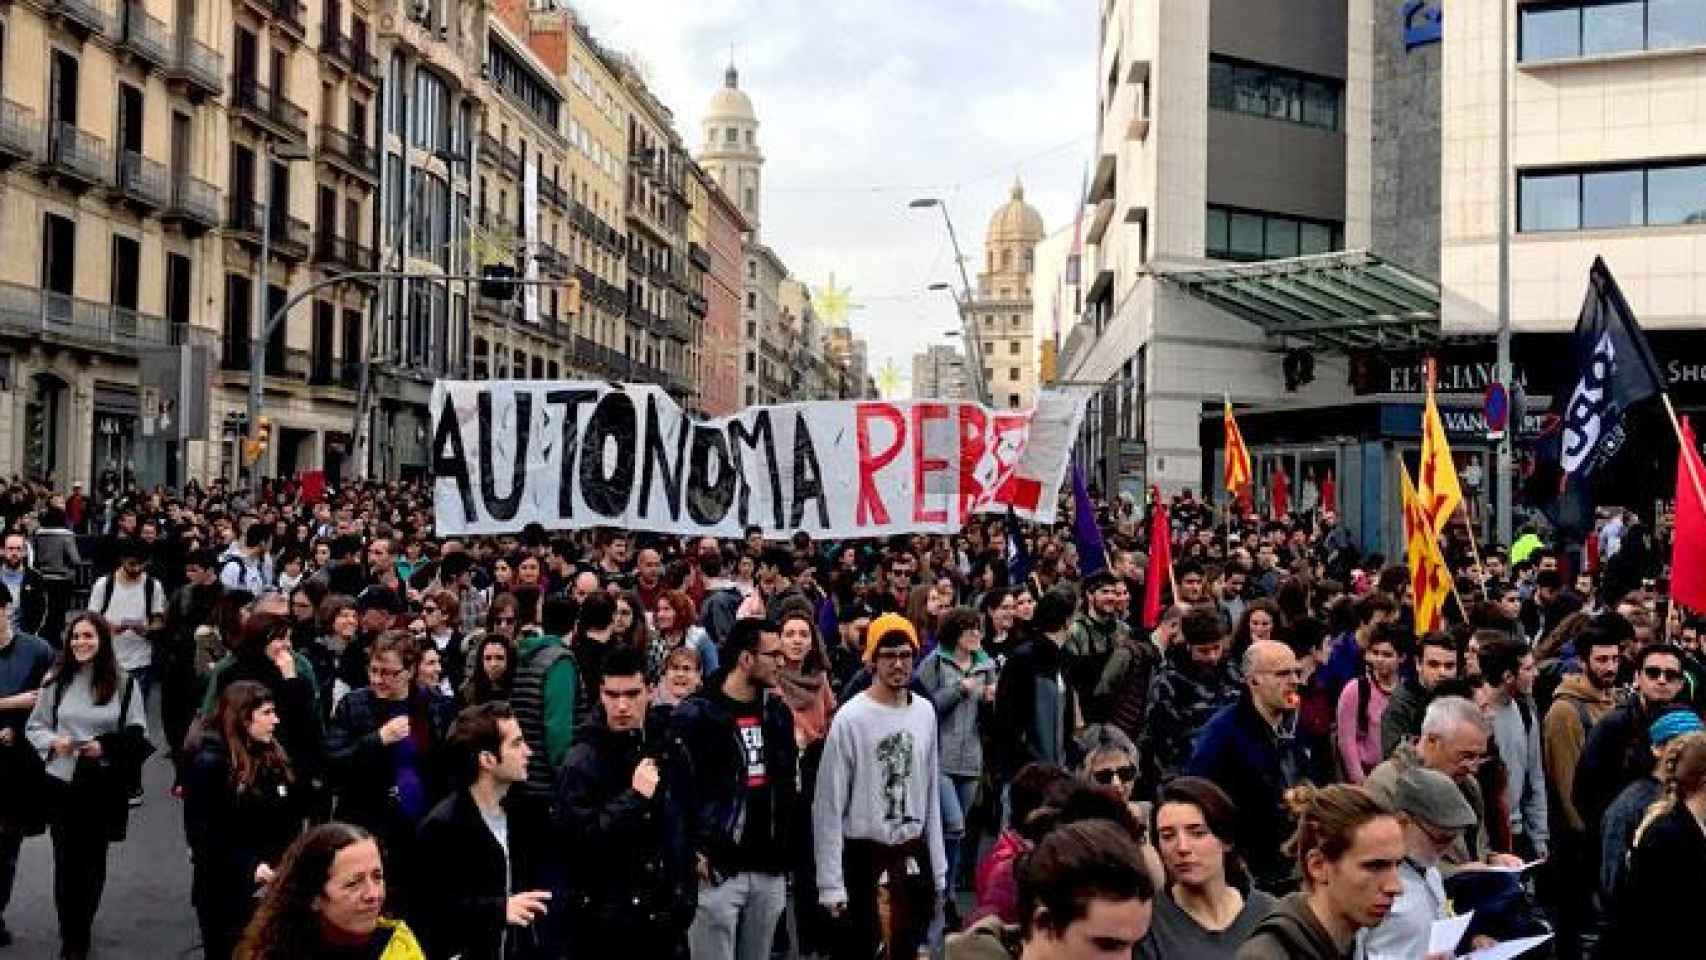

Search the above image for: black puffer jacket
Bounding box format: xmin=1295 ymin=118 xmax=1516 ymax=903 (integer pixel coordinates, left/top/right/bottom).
xmin=324 ymin=687 xmax=455 ymax=841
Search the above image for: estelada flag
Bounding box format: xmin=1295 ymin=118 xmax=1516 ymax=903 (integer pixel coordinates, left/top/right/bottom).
xmin=1672 ymin=417 xmax=1706 ymax=613
xmin=1224 ymin=394 xmax=1252 ymax=493
xmin=1401 ymin=460 xmax=1453 ymax=636
xmin=1143 ymin=487 xmax=1173 ymax=629
xmin=1417 ymin=357 xmax=1462 ymax=536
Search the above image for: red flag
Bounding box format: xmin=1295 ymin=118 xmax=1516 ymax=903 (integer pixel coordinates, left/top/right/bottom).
xmin=1271 ymin=464 xmax=1290 ymax=519
xmin=299 ymin=470 xmax=326 ymax=505
xmin=1143 ymin=488 xmax=1173 ymax=628
xmin=1321 ymin=468 xmax=1336 ymax=513
xmin=1673 ymin=417 xmax=1706 ymax=613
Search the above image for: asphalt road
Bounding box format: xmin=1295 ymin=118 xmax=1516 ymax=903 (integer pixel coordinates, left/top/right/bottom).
xmin=6 ymin=696 xmax=201 ymax=959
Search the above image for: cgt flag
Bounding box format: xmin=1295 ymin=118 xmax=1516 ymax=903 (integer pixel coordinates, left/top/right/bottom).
xmin=1401 ymin=460 xmax=1453 ymax=636
xmin=1673 ymin=417 xmax=1706 ymax=614
xmin=1559 ymin=257 xmax=1665 ymax=476
xmin=1417 ymin=356 xmax=1462 ymax=536
xmin=1224 ymin=393 xmax=1252 ymax=493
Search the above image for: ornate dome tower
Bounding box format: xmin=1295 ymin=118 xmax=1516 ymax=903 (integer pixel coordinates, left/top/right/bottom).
xmin=699 ymin=63 xmax=765 ymax=237
xmin=979 ymin=178 xmax=1046 ymax=297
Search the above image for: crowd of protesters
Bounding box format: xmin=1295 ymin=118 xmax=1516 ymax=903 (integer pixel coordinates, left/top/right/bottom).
xmin=0 ymin=473 xmax=1699 ymax=959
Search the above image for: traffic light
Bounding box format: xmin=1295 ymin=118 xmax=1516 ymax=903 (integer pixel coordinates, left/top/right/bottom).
xmin=480 ymin=264 xmax=517 ymax=301
xmin=243 ymin=416 xmax=272 ymax=467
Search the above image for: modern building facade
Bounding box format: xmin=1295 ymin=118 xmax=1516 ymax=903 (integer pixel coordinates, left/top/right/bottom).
xmin=973 ymin=180 xmax=1045 ymax=410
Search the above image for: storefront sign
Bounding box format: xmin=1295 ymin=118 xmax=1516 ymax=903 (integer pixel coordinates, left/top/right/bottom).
xmin=1352 ymin=332 xmax=1706 ymax=405
xmin=430 ymin=381 xmax=1090 ymax=536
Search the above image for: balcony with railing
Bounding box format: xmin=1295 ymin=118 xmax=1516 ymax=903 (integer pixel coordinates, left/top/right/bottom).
xmin=688 ymin=242 xmax=712 ymax=272
xmin=314 ymin=233 xmax=378 ymax=272
xmin=477 ymin=131 xmax=500 ymax=169
xmin=164 ymin=171 xmax=220 ymax=230
xmin=319 ymin=24 xmax=353 ymax=71
xmin=538 ymin=178 xmax=566 ymax=211
xmin=310 ymin=356 xmax=363 ymax=389
xmin=265 ymin=346 xmax=310 ymax=381
xmin=120 ymin=1 xmax=172 ymax=69
xmin=269 ymin=211 xmax=311 ymax=261
xmin=50 ymin=0 xmax=110 ymax=37
xmin=114 ymin=150 xmax=169 ymax=210
xmin=231 ymin=79 xmax=308 ymax=142
xmin=0 ymin=282 xmax=175 ymax=355
xmin=500 ymin=142 xmax=522 ymax=178
xmin=686 ymin=291 xmax=708 ymax=316
xmin=316 ymin=124 xmax=377 ymax=181
xmin=0 ymin=101 xmax=40 ymax=164
xmin=243 ymin=0 xmax=306 ymax=39
xmin=45 ymin=122 xmax=110 ymax=189
xmin=168 ymin=36 xmax=223 ymax=97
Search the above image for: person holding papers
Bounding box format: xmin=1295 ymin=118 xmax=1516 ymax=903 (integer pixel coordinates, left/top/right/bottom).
xmin=1360 ymin=766 xmax=1493 ymax=960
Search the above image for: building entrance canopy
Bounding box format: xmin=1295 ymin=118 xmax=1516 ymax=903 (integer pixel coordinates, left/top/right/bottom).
xmin=1161 ymin=250 xmax=1442 ymax=352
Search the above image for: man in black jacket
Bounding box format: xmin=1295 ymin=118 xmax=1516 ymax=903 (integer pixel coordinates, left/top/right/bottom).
xmin=557 ymin=647 xmax=694 ymax=956
xmin=670 ymin=618 xmax=796 ymax=960
xmin=1574 ymin=643 xmax=1688 ymax=860
xmin=413 ymin=702 xmax=556 ymax=960
xmin=0 ymin=533 xmax=48 ymax=640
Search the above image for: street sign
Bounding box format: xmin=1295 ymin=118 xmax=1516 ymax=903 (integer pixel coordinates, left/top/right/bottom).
xmin=1483 ymin=382 xmax=1509 ymax=436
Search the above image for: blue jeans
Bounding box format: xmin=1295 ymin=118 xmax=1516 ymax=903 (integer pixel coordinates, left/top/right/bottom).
xmin=939 ymin=773 xmax=979 ymax=880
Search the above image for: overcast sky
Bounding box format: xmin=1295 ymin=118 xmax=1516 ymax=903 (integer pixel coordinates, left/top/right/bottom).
xmin=570 ymin=0 xmax=1096 ymax=395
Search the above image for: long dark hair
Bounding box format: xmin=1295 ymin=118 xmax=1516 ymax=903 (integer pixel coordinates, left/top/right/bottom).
xmin=1152 ymin=776 xmax=1249 ymax=889
xmin=54 ymin=612 xmax=121 ymax=705
xmin=213 ymin=680 xmax=295 ymax=794
xmin=236 ymin=822 xmax=380 ymax=960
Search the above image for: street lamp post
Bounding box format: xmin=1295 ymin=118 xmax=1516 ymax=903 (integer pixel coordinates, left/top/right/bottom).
xmin=248 ymin=137 xmax=311 ymax=499
xmin=927 ymin=281 xmax=986 ymax=404
xmin=911 ymin=198 xmax=992 ymax=405
xmin=1495 ymin=0 xmax=1514 ymax=547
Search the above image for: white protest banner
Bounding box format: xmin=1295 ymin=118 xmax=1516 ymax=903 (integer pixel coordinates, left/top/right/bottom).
xmin=429 ymin=381 xmax=1092 ymax=537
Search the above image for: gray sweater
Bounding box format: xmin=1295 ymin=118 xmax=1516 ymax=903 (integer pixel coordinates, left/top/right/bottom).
xmin=1139 ymin=886 xmax=1277 ymax=960
xmin=813 ymin=690 xmax=946 ymax=905
xmin=1490 ymin=695 xmax=1549 ymax=855
xmin=26 ymin=668 xmax=144 ymax=781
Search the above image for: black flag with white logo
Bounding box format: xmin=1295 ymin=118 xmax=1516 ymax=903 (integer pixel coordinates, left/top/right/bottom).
xmin=1525 ymin=257 xmax=1664 ymax=534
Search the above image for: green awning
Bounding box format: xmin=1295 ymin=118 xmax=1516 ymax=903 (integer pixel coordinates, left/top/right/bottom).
xmin=1160 ymin=250 xmax=1442 ymax=351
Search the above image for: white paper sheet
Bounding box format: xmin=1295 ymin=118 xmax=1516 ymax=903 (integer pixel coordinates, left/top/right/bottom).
xmin=1484 ymin=858 xmax=1546 ymax=874
xmin=1429 ymin=912 xmax=1474 ymax=954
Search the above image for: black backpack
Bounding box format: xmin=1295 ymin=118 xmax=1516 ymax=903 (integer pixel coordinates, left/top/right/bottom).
xmin=94 ymin=573 xmax=158 ymax=621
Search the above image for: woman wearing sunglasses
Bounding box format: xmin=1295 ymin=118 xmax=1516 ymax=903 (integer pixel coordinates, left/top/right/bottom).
xmin=1077 ymin=724 xmax=1145 ymax=823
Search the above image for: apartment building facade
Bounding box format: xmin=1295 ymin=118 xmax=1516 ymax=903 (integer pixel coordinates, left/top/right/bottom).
xmin=692 ymin=155 xmax=745 ymax=415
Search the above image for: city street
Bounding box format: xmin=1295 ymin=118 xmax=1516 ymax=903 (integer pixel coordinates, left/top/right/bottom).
xmin=7 ymin=701 xmax=199 ymax=959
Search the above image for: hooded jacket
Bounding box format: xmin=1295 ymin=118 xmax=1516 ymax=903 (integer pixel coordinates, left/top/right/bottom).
xmin=1235 ymin=892 xmax=1354 ymax=960
xmin=668 ymin=668 xmax=798 ymax=878
xmin=914 ymin=646 xmax=998 ymax=778
xmin=1542 ymin=673 xmax=1616 ymax=833
xmin=1141 ymin=654 xmax=1242 ymax=781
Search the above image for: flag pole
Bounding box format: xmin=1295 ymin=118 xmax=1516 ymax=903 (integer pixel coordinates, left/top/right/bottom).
xmin=1457 ymin=503 xmax=1491 ymax=601
xmin=1447 ymin=569 xmax=1472 ymax=623
xmin=1661 ymin=393 xmax=1706 ymax=512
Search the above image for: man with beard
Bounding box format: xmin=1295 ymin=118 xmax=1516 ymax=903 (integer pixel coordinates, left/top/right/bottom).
xmin=1140 ymin=607 xmax=1242 ymax=784
xmin=1064 ymin=571 xmax=1139 ymax=725
xmin=814 ymin=615 xmax=943 ymax=960
xmin=0 ymin=534 xmax=47 ymax=639
xmin=1573 ymin=642 xmax=1690 ymax=857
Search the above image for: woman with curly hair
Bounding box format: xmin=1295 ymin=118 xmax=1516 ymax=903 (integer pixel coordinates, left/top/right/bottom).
xmin=185 ymin=680 xmax=306 ymax=960
xmin=236 ymin=821 xmax=425 ymax=960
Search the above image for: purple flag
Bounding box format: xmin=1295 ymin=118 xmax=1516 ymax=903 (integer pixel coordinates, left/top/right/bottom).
xmin=1071 ymin=461 xmax=1107 ymax=577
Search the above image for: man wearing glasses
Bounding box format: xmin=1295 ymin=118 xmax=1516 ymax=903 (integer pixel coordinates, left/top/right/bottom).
xmin=1185 ymin=639 xmax=1312 ymax=893
xmin=813 ymin=614 xmax=943 ymax=960
xmin=1360 ymin=766 xmax=1485 ymax=960
xmin=1367 ymin=695 xmax=1525 ymax=873
xmin=671 ymin=617 xmax=797 ymax=960
xmin=1573 ymin=642 xmax=1691 ymax=858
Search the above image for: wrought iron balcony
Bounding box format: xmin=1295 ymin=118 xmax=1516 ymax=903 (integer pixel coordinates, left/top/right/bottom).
xmin=0 ymin=100 xmax=41 ymax=164
xmin=538 ymin=178 xmax=566 ymax=210
xmin=51 ymin=0 xmax=110 ymax=37
xmin=319 ymin=24 xmax=353 ymax=70
xmin=227 ymin=196 xmax=265 ymax=238
xmin=0 ymin=283 xmax=174 ymax=355
xmin=688 ymin=242 xmax=712 ymax=271
xmin=231 ymin=79 xmax=308 ymax=142
xmin=477 ymin=131 xmax=500 ymax=168
xmin=269 ymin=211 xmax=311 ymax=261
xmin=115 ymin=150 xmax=169 ymax=210
xmin=168 ymin=36 xmax=224 ymax=97
xmin=120 ymin=1 xmax=172 ymax=69
xmin=46 ymin=122 xmax=110 ymax=189
xmin=316 ymin=124 xmax=378 ymax=180
xmin=164 ymin=171 xmax=220 ymax=230
xmin=314 ymin=233 xmax=378 ymax=272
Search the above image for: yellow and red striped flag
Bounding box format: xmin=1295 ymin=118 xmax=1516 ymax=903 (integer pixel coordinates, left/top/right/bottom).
xmin=1402 ymin=460 xmax=1454 ymax=636
xmin=1417 ymin=357 xmax=1462 ymax=536
xmin=1224 ymin=393 xmax=1252 ymax=493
